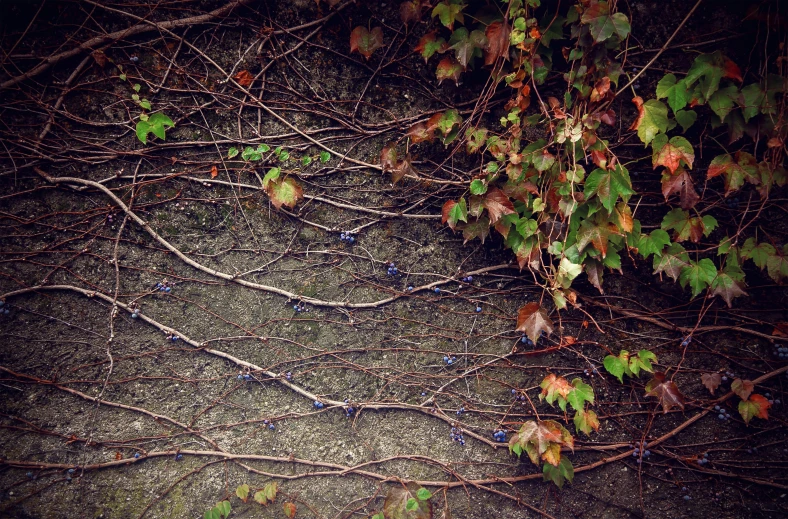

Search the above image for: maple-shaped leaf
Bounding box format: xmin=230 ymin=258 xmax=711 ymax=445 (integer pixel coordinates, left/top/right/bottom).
xmin=766 ymin=247 xmax=788 ymax=283
xmin=514 ymin=236 xmax=541 ymax=271
xmin=573 ymin=409 xmax=600 ymax=435
xmin=350 ymin=26 xmax=384 ymax=59
xmin=645 ymin=372 xmax=686 ymax=413
xmin=738 ymin=394 xmax=771 ymax=425
xmin=542 ymin=457 xmax=575 ymax=488
xmin=511 ymin=420 xmax=573 ymax=467
xmin=738 ymin=83 xmax=764 ymax=122
xmin=432 ymin=1 xmax=465 ymax=30
xmin=656 ymin=74 xmax=690 ymax=112
xmin=567 ymin=378 xmax=595 ymax=412
xmin=265 ymin=177 xmax=303 ymax=210
xmin=708 ymin=84 xmax=738 ymax=120
xmin=653 ymin=242 xmax=689 ymax=281
xmin=516 ymin=302 xmax=554 ymax=344
xmin=679 ymin=258 xmax=717 ymax=298
xmin=448 ymin=27 xmax=487 ymax=67
xmin=436 ymin=56 xmax=464 ymax=84
xmin=405 ymin=122 xmax=434 ymax=144
xmin=441 ymin=198 xmax=467 ymax=230
xmin=484 ymin=21 xmax=511 ymax=66
xmin=483 ymin=187 xmax=515 ymax=224
xmin=584 ymin=164 xmax=634 ymax=213
xmin=392 ymin=156 xmax=417 ymax=184
xmin=399 ymin=0 xmax=426 ymax=25
xmin=661 ymin=208 xmax=717 ymax=243
xmin=435 ymin=109 xmax=462 ymax=136
xmin=465 ymin=127 xmax=487 ymax=153
xmin=731 ymin=378 xmax=754 ymax=401
xmin=707 ymin=152 xmax=760 ymax=194
xmin=701 ymin=373 xmax=722 ymax=395
xmin=581 ymin=1 xmax=631 ymax=42
xmin=629 ymin=97 xmax=668 ymax=145
xmin=710 ymin=271 xmax=747 ymax=307
xmin=459 ymin=216 xmax=489 ymax=244
xmin=661 ymin=167 xmax=699 ymax=210
xmin=540 ymin=374 xmax=573 ymax=410
xmin=414 ymin=31 xmax=447 ymax=63
xmin=532 ymin=149 xmax=556 ymax=172
xmin=740 ymin=237 xmax=775 ymax=269
xmin=652 ymin=134 xmax=694 ymax=174
xmin=233 ymin=70 xmax=254 ymax=87
xmin=684 ymin=51 xmax=726 ymax=103
xmin=636 ymin=229 xmax=671 ymax=259
xmin=576 ymin=218 xmax=618 ymax=258
xmin=380 ymin=142 xmax=398 ymax=172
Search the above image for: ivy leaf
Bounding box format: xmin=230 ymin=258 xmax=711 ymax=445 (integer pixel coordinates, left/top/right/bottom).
xmin=516 ymin=302 xmax=554 ymax=345
xmin=629 ymin=97 xmax=668 ymax=145
xmin=380 ymin=143 xmax=398 ymax=172
xmin=435 ymin=109 xmax=462 ymax=136
xmin=701 ymin=373 xmax=722 ymax=395
xmin=542 ymin=457 xmax=575 ymax=488
xmin=573 ymin=409 xmax=600 ymax=435
xmin=350 ymin=26 xmax=384 ymax=59
xmin=731 ymin=378 xmax=754 ymax=401
xmin=679 ymin=258 xmax=717 ymax=298
xmin=264 ymin=177 xmax=303 ymax=210
xmin=235 ymin=484 xmax=250 ymax=503
xmin=684 ymin=51 xmax=725 ymax=102
xmin=262 ymin=167 xmax=281 ymax=188
xmin=708 ymin=84 xmax=739 ymax=120
xmin=253 ymin=490 xmax=267 ymax=505
xmin=465 ymin=127 xmax=488 ymax=153
xmin=661 ymin=208 xmax=716 ymax=243
xmin=540 ymin=373 xmax=573 ymax=408
xmin=441 ymin=198 xmax=467 ymax=230
xmin=460 ymin=216 xmax=490 ymax=244
xmin=738 ymin=394 xmax=771 ymax=425
xmin=436 ymin=57 xmax=464 ymax=84
xmin=557 ymin=258 xmax=583 ymax=289
xmin=432 ymin=1 xmax=465 ymax=30
xmin=675 ymin=109 xmax=697 ymax=133
xmin=633 ymin=350 xmax=657 ymax=374
xmin=484 ymin=187 xmax=516 ymax=224
xmin=532 ymin=149 xmax=556 ymax=172
xmin=567 ymin=378 xmax=594 ymax=411
xmin=740 ymin=237 xmax=775 ymax=269
xmin=653 ymin=242 xmax=689 ymax=282
xmin=283 ymin=502 xmax=297 ymax=519
xmin=392 ymin=156 xmax=418 ymax=184
xmin=652 ymin=135 xmax=694 ymax=174
xmin=581 ymin=1 xmax=631 ymax=42
xmin=584 ymin=164 xmax=634 ymax=213
xmin=710 ymin=270 xmax=748 ymax=307
xmin=636 ymin=229 xmax=671 ymax=259
xmin=738 ymin=83 xmax=764 ymax=122
xmin=484 ymin=21 xmax=511 ymax=66
xmin=766 ymin=248 xmax=788 ymax=283
xmin=645 ymin=372 xmax=686 ymax=413
xmin=414 ymin=31 xmax=447 ymax=63
xmin=448 ymin=27 xmax=487 ymax=67
xmin=469 ymin=179 xmax=487 ymax=195
xmin=383 ymin=483 xmax=432 ymax=519
xmin=656 ymin=74 xmax=690 ymax=112
xmin=584 ymin=258 xmax=605 ymax=294
xmin=660 ymin=167 xmax=699 ymax=210
xmin=603 ymin=352 xmax=628 ymax=383
xmin=576 ymin=218 xmax=617 ymax=258
xmin=399 ymin=0 xmax=425 ymax=25
xmin=707 ymin=152 xmax=760 ymax=194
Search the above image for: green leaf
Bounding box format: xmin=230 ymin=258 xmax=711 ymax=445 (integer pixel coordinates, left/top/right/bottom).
xmin=653 ymin=242 xmax=689 ymax=282
xmin=236 ymin=484 xmax=250 ymax=502
xmin=684 ymin=52 xmax=724 ymax=102
xmin=635 ymin=99 xmax=669 ymax=145
xmin=135 ymin=120 xmax=151 ymax=144
xmin=738 ymin=394 xmax=771 ymax=425
xmin=656 ymin=74 xmax=690 ymax=112
xmin=406 ymin=498 xmax=419 ymax=512
xmin=148 ymin=112 xmax=174 ymax=129
xmin=119 ymin=73 xmax=127 ymax=81
xmin=581 ymin=1 xmax=631 ymax=42
xmin=739 ymin=83 xmax=764 ymax=122
xmin=416 ymin=488 xmax=432 ymax=501
xmin=469 ymin=179 xmax=487 ymax=195
xmin=636 ymin=350 xmax=657 ymax=373
xmin=584 ymin=164 xmax=634 ymax=213
xmin=674 ymin=109 xmax=697 ymax=132
xmin=557 ymin=258 xmax=582 ymax=289
xmin=301 ymin=156 xmax=313 ymax=166
xmin=139 ymin=99 xmax=151 ymax=110
xmin=262 ymin=167 xmax=281 ymax=188
xmin=319 ymin=150 xmax=331 ymax=163
xmin=637 ymin=229 xmax=671 ymax=259
xmin=766 ymin=251 xmax=788 ymax=283
xmin=436 ymin=109 xmax=462 ymax=136
xmin=532 ymin=149 xmax=556 ymax=172
xmin=709 ymin=84 xmax=738 ymax=120
xmin=516 ymin=218 xmax=538 ymax=238
xmin=241 ymin=147 xmax=260 ymax=161
xmin=217 ymin=501 xmax=231 ymax=517
xmin=133 ymin=83 xmax=141 ymax=93
xmin=448 ymin=27 xmax=486 ymax=67
xmin=432 ymin=1 xmax=465 ymax=29
xmin=740 ymin=237 xmax=775 ymax=269
xmin=257 ymin=143 xmax=271 ymax=153
xmin=573 ymin=408 xmax=600 ymax=435
xmin=603 ymin=354 xmax=626 ymax=383
xmin=253 ymin=490 xmax=267 ymax=505
xmin=372 ymin=514 xmax=385 ymax=519
xmin=266 ymin=177 xmax=303 ymax=210
xmin=567 ymin=378 xmax=594 ymax=411
xmin=679 ymin=258 xmax=717 ymax=298
xmin=227 ymin=147 xmax=239 ymax=159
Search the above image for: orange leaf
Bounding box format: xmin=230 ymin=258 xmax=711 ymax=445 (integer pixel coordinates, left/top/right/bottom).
xmin=484 ymin=22 xmax=511 ymax=66
xmin=233 ymin=70 xmax=253 ymax=87
xmin=210 ymin=165 xmax=218 ymax=178
xmin=723 ymin=58 xmax=743 ymax=82
xmin=628 ymin=96 xmax=645 ymax=131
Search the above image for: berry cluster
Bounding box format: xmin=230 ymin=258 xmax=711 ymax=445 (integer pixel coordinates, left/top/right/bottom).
xmin=520 ymin=336 xmax=534 ymax=346
xmin=263 ymin=419 xmax=275 ymax=430
xmin=511 ymin=389 xmax=526 ymax=402
xmin=313 ymin=401 xmax=324 ymax=409
xmin=450 ymin=426 xmax=465 ymax=446
xmin=461 ymin=276 xmax=473 ymax=283
xmin=0 ymin=301 xmax=10 ymax=316
xmin=764 ymin=392 xmax=781 ymax=405
xmin=583 ymin=367 xmax=600 ymax=376
xmin=697 ymin=452 xmax=709 ymax=466
xmin=714 ymin=405 xmax=732 ymax=421
xmin=292 ymin=302 xmax=309 ymax=313
xmin=386 ymin=262 xmax=399 ymax=276
xmin=155 ymin=281 xmax=172 ymax=293
xmin=493 ymin=430 xmax=506 ymax=442
xmin=724 ymin=196 xmax=741 ymax=209
xmin=774 ymin=345 xmax=788 ymax=359
xmin=237 ymin=371 xmax=253 ymax=381
xmin=130 ymin=55 xmax=139 ymax=63
xmin=455 ymin=405 xmax=465 ymax=416
xmin=129 ymin=302 xmax=141 ymax=319
xmin=344 ymin=399 xmax=355 ymax=417
xmin=632 ymin=444 xmax=651 ymax=463
xmin=339 ymin=232 xmax=355 ymax=244
xmin=680 ymin=336 xmax=692 ymax=347
xmin=721 ymin=370 xmax=735 ymax=383
xmin=285 ymin=371 xmax=293 ymax=381
xmin=443 ymin=355 xmax=457 ymax=366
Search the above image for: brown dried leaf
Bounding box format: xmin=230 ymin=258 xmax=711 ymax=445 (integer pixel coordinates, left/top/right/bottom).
xmin=701 ymin=372 xmax=721 ymax=395
xmin=645 ymin=372 xmax=686 ymax=413
xmin=483 ymin=187 xmax=516 ymax=224
xmin=731 ymin=378 xmax=754 ymax=401
xmin=484 ymin=21 xmax=511 ymax=66
xmin=516 ymin=303 xmax=554 ymax=344
xmin=233 ymin=70 xmax=253 ymax=87
xmin=661 ymin=168 xmax=700 ymax=210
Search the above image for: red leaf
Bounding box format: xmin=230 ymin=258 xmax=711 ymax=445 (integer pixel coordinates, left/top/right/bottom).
xmin=731 ymin=378 xmax=754 ymax=401
xmin=661 ymin=168 xmax=699 ymax=210
xmin=350 ymin=26 xmax=384 ymax=59
xmin=436 ymin=56 xmax=464 ymax=84
xmin=92 ymin=50 xmax=108 ymax=67
xmin=380 ymin=142 xmax=397 ymax=172
xmin=233 ymin=70 xmax=253 ymax=87
xmin=653 ymin=140 xmax=695 ymax=175
xmin=516 ymin=303 xmax=554 ymax=344
xmin=590 ymin=77 xmax=611 ymax=103
xmin=701 ymin=373 xmax=721 ymax=395
xmin=392 ymin=156 xmax=417 ymax=184
xmin=628 ymin=96 xmax=645 ymax=131
xmin=600 ymin=109 xmax=616 ymax=126
xmin=484 ymin=21 xmax=511 ymax=66
xmin=483 ymin=187 xmax=516 ymax=224
xmin=645 ymin=372 xmax=686 ymax=413
xmin=590 ymin=149 xmax=607 ymax=169
xmin=400 ymin=1 xmax=425 ymax=25
xmin=723 ymin=58 xmax=743 ymax=82
xmin=442 ymin=200 xmax=458 ymax=230
xmin=210 ymin=165 xmax=218 ymax=178
xmin=405 ymin=121 xmax=435 ymax=143
xmin=283 ymin=502 xmax=297 ymax=519
xmin=459 ymin=216 xmax=490 ymax=244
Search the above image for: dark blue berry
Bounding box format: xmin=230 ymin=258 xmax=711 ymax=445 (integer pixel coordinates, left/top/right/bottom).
xmin=175 ymin=454 xmax=182 ymax=461
xmin=134 ymin=453 xmax=140 ymax=459
xmin=130 ymin=56 xmax=139 ymax=63
xmin=269 ymin=424 xmax=275 ymax=430
xmin=165 ymin=287 xmax=171 ymax=293
xmin=26 ymin=472 xmax=33 ymax=479
xmin=434 ymin=287 xmax=440 ymax=294
xmin=466 ymin=276 xmax=473 ymax=282
xmin=475 ymin=306 xmax=482 ymax=313
xmin=407 ymin=286 xmax=413 ymax=291
xmin=131 ymin=313 xmax=138 ymax=319
xmin=683 ymin=495 xmax=691 ymax=501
